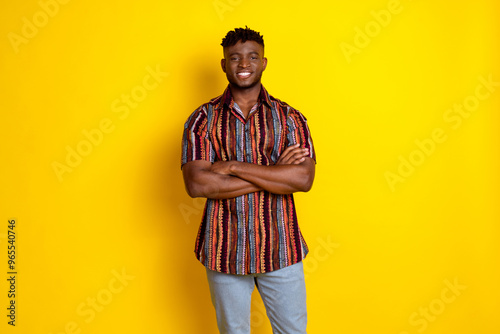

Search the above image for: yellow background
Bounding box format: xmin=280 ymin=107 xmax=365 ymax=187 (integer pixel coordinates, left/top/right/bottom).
xmin=1 ymin=0 xmax=499 ymax=333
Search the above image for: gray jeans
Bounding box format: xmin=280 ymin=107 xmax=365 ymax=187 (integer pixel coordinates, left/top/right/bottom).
xmin=206 ymin=261 xmax=307 ymax=334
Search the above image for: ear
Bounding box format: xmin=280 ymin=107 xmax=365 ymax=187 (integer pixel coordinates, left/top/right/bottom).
xmin=221 ymin=58 xmax=226 ymax=73
xmin=262 ymin=57 xmax=268 ymax=71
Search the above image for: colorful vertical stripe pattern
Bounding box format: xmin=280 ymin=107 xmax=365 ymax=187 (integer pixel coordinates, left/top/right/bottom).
xmin=181 ymin=85 xmax=316 ymax=274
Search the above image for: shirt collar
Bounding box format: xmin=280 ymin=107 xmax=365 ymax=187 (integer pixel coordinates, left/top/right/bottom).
xmin=219 ymin=84 xmax=273 ymax=109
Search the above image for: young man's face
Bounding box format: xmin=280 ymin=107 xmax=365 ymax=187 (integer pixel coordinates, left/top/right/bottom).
xmin=221 ymin=40 xmax=267 ymax=90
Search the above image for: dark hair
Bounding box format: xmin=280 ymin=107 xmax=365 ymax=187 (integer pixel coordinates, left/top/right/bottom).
xmin=221 ymin=26 xmax=264 ymax=48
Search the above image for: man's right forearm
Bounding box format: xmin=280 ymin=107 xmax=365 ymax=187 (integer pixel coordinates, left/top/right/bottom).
xmin=182 ymin=143 xmax=310 ymax=199
xmin=197 ymin=172 xmax=262 ymax=199
xmin=183 ymin=161 xmax=261 ymax=199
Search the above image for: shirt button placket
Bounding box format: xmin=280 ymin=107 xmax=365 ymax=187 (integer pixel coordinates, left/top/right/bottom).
xmin=245 ymin=123 xmax=251 ymax=163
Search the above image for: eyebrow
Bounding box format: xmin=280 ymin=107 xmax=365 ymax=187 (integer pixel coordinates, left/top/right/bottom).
xmin=228 ymin=51 xmax=260 ymax=57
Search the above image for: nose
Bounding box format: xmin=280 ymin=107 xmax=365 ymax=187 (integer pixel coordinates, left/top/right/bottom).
xmin=239 ymin=58 xmax=250 ymax=68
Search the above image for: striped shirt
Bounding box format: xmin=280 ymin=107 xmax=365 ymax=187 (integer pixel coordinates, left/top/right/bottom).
xmin=181 ymin=85 xmax=316 ymax=275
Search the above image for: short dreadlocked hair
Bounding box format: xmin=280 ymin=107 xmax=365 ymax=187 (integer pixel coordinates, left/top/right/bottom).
xmin=221 ymin=26 xmax=264 ymax=48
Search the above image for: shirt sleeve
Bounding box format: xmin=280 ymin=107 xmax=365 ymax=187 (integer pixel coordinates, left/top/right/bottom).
xmin=181 ymin=106 xmax=215 ymax=168
xmin=286 ymin=108 xmax=316 ymax=163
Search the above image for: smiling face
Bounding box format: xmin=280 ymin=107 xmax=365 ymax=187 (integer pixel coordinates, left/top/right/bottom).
xmin=221 ymin=40 xmax=267 ymax=90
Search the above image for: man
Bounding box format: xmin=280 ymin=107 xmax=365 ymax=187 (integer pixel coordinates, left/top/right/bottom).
xmin=181 ymin=26 xmax=316 ymax=334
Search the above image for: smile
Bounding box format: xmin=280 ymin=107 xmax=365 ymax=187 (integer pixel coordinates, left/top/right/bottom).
xmin=236 ymin=72 xmax=252 ymax=79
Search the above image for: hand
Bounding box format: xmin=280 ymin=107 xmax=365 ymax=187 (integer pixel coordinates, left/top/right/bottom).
xmin=276 ymin=144 xmax=309 ymax=165
xmin=211 ymin=161 xmax=234 ymax=175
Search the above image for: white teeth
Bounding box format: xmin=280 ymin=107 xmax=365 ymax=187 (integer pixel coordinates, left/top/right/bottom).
xmin=238 ymin=72 xmax=251 ymax=77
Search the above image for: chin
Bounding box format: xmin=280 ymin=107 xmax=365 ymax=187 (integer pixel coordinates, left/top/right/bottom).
xmin=230 ymin=80 xmax=260 ymax=90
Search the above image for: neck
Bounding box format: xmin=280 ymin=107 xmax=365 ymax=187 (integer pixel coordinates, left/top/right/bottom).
xmin=229 ymin=83 xmax=261 ymax=107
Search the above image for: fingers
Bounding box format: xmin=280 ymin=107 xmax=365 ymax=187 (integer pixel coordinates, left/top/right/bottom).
xmin=276 ymin=144 xmax=310 ymax=165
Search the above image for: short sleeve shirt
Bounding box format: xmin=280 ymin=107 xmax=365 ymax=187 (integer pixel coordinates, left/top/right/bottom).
xmin=181 ymin=85 xmax=316 ymax=274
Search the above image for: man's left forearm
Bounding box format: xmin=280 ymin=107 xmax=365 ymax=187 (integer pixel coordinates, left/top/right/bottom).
xmin=224 ymin=159 xmax=315 ymax=194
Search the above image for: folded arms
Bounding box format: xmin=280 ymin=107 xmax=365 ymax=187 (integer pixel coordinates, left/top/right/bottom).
xmin=182 ymin=144 xmax=315 ymax=199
